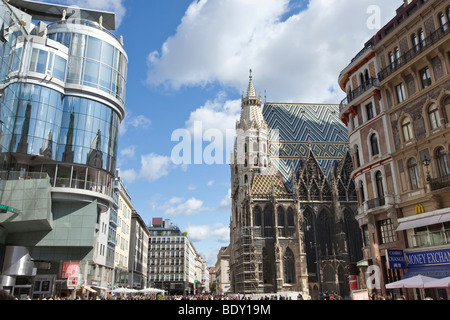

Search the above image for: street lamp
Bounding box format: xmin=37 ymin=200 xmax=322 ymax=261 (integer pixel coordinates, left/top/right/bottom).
xmin=422 ymin=155 xmax=431 ymax=182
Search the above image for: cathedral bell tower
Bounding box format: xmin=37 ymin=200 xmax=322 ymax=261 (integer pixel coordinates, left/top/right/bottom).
xmin=231 ymin=70 xmax=269 ymax=194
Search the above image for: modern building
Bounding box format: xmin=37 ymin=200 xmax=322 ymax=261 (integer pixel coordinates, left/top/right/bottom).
xmin=129 ymin=210 xmax=149 ymax=289
xmin=148 ymin=218 xmax=200 ymax=295
xmin=374 ymin=0 xmax=450 ymax=299
xmin=0 ymin=0 xmax=127 ymax=299
xmin=229 ymin=72 xmax=362 ymax=299
xmin=113 ymin=170 xmax=132 ymax=287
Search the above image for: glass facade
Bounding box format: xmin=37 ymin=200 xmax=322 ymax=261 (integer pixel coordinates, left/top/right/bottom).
xmin=47 ymin=24 xmax=128 ymax=105
xmin=0 ymin=83 xmax=119 ymax=173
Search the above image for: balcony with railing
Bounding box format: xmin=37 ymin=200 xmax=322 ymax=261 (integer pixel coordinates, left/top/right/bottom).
xmin=340 ymin=78 xmax=380 ymax=110
xmin=378 ymin=22 xmax=450 ymax=82
xmin=429 ymin=174 xmax=450 ymax=192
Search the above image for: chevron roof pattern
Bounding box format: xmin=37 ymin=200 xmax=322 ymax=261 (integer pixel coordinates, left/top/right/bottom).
xmin=261 ymin=103 xmax=350 ymax=191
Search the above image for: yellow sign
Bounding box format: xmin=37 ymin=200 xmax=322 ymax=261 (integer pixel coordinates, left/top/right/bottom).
xmin=415 ymin=204 xmax=425 ymax=214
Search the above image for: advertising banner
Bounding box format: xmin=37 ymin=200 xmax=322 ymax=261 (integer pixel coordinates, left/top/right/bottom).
xmin=406 ymin=248 xmax=450 ymax=267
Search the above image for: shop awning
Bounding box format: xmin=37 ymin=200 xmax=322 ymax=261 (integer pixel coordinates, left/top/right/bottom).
xmin=396 ymin=212 xmax=450 ymax=231
xmin=81 ymin=285 xmax=97 ymax=293
xmin=403 ymin=265 xmax=450 ymax=279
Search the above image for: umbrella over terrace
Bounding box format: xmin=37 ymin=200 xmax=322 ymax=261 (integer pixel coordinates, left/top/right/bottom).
xmin=385 ymin=275 xmax=437 ymax=289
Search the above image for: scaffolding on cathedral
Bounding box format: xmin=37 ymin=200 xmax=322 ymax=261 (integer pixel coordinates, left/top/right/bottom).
xmin=233 ymin=226 xmax=264 ymax=294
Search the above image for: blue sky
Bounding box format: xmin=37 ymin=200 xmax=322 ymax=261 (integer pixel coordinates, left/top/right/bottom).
xmin=41 ymin=0 xmax=403 ymax=266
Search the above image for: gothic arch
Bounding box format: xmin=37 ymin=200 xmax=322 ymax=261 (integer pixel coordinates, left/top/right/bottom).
xmin=318 ymin=208 xmax=334 ymax=257
xmin=283 ymin=247 xmax=296 ymax=284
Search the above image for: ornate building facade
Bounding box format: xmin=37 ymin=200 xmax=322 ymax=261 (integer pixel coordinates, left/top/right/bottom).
xmin=229 ymin=72 xmax=363 ymax=299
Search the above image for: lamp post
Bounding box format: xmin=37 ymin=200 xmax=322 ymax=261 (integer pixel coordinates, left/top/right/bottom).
xmin=422 ymin=155 xmax=431 ymax=182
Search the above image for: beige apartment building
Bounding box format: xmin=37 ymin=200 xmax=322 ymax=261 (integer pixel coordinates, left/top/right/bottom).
xmin=113 ymin=172 xmax=133 ymax=287
xmin=340 ymin=0 xmax=450 ymax=299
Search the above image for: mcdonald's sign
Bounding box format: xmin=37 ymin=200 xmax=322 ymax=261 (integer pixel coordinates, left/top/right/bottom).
xmin=415 ymin=204 xmax=425 ymax=214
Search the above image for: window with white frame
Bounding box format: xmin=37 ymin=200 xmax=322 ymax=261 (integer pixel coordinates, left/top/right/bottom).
xmin=428 ymin=104 xmax=441 ymax=130
xmin=401 ymin=117 xmax=413 ymax=142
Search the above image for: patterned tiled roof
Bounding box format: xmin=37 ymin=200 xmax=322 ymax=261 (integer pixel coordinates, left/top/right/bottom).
xmin=262 ymin=103 xmax=349 ymax=191
xmin=251 ymin=173 xmax=289 ymax=195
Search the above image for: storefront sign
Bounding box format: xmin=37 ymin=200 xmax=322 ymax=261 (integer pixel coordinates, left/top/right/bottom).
xmin=386 ymin=249 xmax=406 ymax=269
xmin=406 ymin=248 xmax=450 ymax=267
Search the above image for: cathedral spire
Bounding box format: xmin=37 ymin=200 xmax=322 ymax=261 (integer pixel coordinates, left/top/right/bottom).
xmin=247 ymin=69 xmax=256 ymax=98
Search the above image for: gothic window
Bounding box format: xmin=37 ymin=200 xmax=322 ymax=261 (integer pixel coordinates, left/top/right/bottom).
xmin=254 ymin=206 xmax=261 ymax=227
xmin=343 ymin=209 xmax=363 ymax=263
xmin=283 ymin=248 xmax=296 ymax=284
xmin=244 ymin=174 xmax=248 ymax=184
xmin=408 ymin=158 xmax=420 ymax=190
xmin=436 ymin=147 xmax=450 ymax=177
xmin=277 ymin=206 xmax=285 ymax=237
xmin=302 ymin=209 xmax=315 ymax=272
xmin=263 ymin=206 xmax=273 ymax=238
xmin=287 ymin=207 xmax=295 ymax=227
xmin=277 ymin=206 xmax=285 ymax=227
xmin=318 ymin=210 xmax=333 ymax=256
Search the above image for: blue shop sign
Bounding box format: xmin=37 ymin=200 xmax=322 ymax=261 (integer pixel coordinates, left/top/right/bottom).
xmin=406 ymin=248 xmax=450 ymax=267
xmin=386 ymin=249 xmax=406 ymax=269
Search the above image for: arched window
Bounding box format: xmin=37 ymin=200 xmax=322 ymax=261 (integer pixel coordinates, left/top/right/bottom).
xmin=401 ymin=117 xmax=413 ymax=142
xmin=287 ymin=207 xmax=295 ymax=227
xmin=394 ymin=47 xmax=400 ymax=65
xmin=254 ymin=206 xmax=262 ymax=227
xmin=408 ymin=158 xmax=420 ymax=190
xmin=436 ymin=147 xmax=450 ymax=177
xmin=244 ymin=174 xmax=248 ymax=184
xmin=263 ymin=206 xmax=273 ymax=237
xmin=277 ymin=206 xmax=285 ymax=227
xmin=370 ymin=133 xmax=379 ymax=156
xmin=283 ymin=248 xmax=296 ymax=284
xmin=428 ymin=104 xmax=441 ymax=130
xmin=359 ymin=180 xmax=365 ymax=205
xmin=375 ymin=171 xmax=385 ymax=204
xmin=389 ymin=51 xmax=395 ymax=69
xmin=354 ymin=145 xmax=361 ymax=167
xmin=411 ymin=33 xmax=419 ymax=52
xmin=439 ymin=12 xmax=447 ymax=31
xmin=418 ymin=28 xmax=426 ymax=48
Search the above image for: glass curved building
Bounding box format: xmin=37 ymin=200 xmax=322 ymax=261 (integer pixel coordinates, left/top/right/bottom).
xmin=0 ymin=0 xmax=127 ymax=298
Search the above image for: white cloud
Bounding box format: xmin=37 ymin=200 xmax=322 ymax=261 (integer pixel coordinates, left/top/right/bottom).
xmin=44 ymin=0 xmax=127 ymax=28
xmin=164 ymin=197 xmax=207 ymax=216
xmin=121 ymin=153 xmax=174 ymax=183
xmin=119 ymin=114 xmax=152 ymax=136
xmin=185 ymin=92 xmax=240 ymax=137
xmin=207 ymin=180 xmax=215 ymax=186
xmin=146 ymin=0 xmax=402 ymax=104
xmin=219 ymin=188 xmax=231 ymax=209
xmin=185 ymin=223 xmax=229 ymax=243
